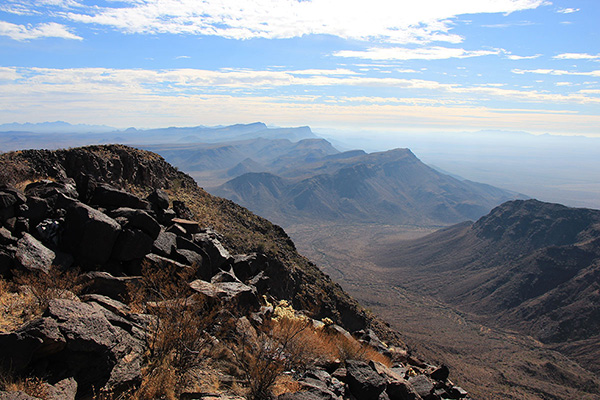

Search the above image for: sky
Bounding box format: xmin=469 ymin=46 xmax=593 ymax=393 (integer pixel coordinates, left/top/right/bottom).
xmin=1 ymin=0 xmax=599 ymax=137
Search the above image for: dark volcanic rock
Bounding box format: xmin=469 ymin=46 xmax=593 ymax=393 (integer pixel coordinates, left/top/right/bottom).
xmin=408 ymin=375 xmax=435 ymax=399
xmin=39 ymin=299 xmax=145 ymax=395
xmin=19 ymin=196 xmax=50 ymax=227
xmin=15 ymin=233 xmax=55 ymax=274
xmin=172 ymin=218 xmax=201 ymax=234
xmin=345 ymin=360 xmax=387 ymax=400
xmin=172 ymin=200 xmax=193 ymax=219
xmin=152 ymin=230 xmax=177 ymax=257
xmin=146 ymin=188 xmax=169 ymax=210
xmin=0 ymin=227 xmax=16 ymax=245
xmin=189 ymin=280 xmax=259 ymax=311
xmin=429 ymin=365 xmax=449 ymax=382
xmin=62 ymin=201 xmax=121 ymax=267
xmin=91 ymin=183 xmax=148 ymax=209
xmin=111 ymin=228 xmax=154 ymax=261
xmin=231 ymin=253 xmax=266 ymax=282
xmin=175 ymin=249 xmax=206 ymax=270
xmin=194 ymin=233 xmax=232 ymax=270
xmin=108 ymin=207 xmax=161 ymax=239
xmin=0 ymin=186 xmax=26 ymax=208
xmin=25 ymin=179 xmax=78 ymax=200
xmin=78 ymin=271 xmax=141 ymax=302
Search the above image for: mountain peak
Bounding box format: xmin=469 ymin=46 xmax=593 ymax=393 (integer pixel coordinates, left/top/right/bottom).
xmin=473 ymin=199 xmax=600 ymax=247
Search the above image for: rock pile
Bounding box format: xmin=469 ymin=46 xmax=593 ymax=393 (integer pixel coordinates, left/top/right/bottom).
xmin=0 ymin=178 xmax=271 ymax=398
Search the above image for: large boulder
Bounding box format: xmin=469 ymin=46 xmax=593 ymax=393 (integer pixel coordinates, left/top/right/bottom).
xmin=345 ymin=360 xmax=387 ymax=400
xmin=108 ymin=207 xmax=161 ymax=239
xmin=0 ymin=226 xmax=16 ymax=245
xmin=407 ymin=375 xmax=435 ymax=399
xmin=0 ymin=299 xmax=146 ymax=397
xmin=231 ymin=253 xmax=267 ymax=282
xmin=146 ymin=189 xmax=169 ymax=210
xmin=91 ymin=183 xmax=148 ymax=209
xmin=189 ymin=280 xmax=260 ymax=311
xmin=18 ymin=197 xmax=51 ymax=228
xmin=78 ymin=271 xmax=141 ymax=302
xmin=0 ymin=187 xmax=25 ymax=226
xmin=193 ymin=233 xmax=232 ymax=270
xmin=152 ymin=230 xmax=177 ymax=257
xmin=25 ymin=180 xmax=78 ymax=200
xmin=111 ymin=228 xmax=154 ymax=261
xmin=0 ymin=186 xmax=26 ymax=208
xmin=15 ymin=233 xmax=55 ymax=274
xmin=62 ymin=202 xmax=121 ymax=267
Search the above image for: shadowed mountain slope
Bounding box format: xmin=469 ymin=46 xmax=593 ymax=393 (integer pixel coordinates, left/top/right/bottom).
xmin=143 ymin=137 xmax=339 ymax=179
xmin=371 ymin=199 xmax=600 ymax=373
xmin=215 ymin=148 xmax=523 ymax=226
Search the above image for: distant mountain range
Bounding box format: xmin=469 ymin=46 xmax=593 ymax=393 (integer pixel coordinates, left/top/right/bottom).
xmin=143 ymin=136 xmax=336 ymax=177
xmin=213 ymin=147 xmax=524 ymax=226
xmin=371 ymin=199 xmax=600 ymax=373
xmin=0 ymin=121 xmax=317 ymax=151
xmin=0 ymin=121 xmax=116 ymax=134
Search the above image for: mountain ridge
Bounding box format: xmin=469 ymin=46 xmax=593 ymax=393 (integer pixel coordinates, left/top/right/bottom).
xmin=370 ymin=199 xmax=600 ymax=374
xmin=215 ymin=148 xmax=525 ymax=227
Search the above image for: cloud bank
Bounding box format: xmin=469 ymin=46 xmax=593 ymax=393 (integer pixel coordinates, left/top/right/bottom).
xmin=2 ymin=0 xmax=548 ymax=43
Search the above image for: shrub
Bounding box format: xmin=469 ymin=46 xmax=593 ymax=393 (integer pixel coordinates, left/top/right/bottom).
xmin=126 ymin=261 xmax=217 ymax=399
xmin=3 ymin=267 xmax=82 ymax=328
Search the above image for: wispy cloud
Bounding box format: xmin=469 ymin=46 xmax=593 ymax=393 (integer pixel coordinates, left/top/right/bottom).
xmin=506 ymin=54 xmax=541 ymax=60
xmin=557 ymin=8 xmax=580 ymax=14
xmin=3 ymin=66 xmax=599 ymax=107
xmin=481 ymin=21 xmax=535 ymax=28
xmin=333 ymin=46 xmax=501 ymax=61
xmin=0 ymin=20 xmax=82 ymax=41
xmin=554 ymin=53 xmax=600 ymax=60
xmin=0 ymin=0 xmax=83 ymax=15
xmin=175 ymin=56 xmax=191 ymax=59
xmin=513 ymin=68 xmax=600 ymax=77
xmin=0 ymin=0 xmax=547 ymax=44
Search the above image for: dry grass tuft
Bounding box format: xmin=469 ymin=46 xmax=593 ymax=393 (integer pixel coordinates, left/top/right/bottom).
xmin=13 ymin=267 xmax=82 ymax=315
xmin=0 ymin=278 xmax=38 ymax=332
xmin=0 ymin=373 xmax=49 ymax=400
xmin=1 ymin=267 xmax=82 ymax=332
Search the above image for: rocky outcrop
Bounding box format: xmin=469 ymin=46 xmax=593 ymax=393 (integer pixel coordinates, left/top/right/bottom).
xmin=0 ymin=298 xmax=146 ymax=397
xmin=279 ymin=359 xmax=468 ymax=400
xmin=0 ymin=145 xmax=471 ymax=400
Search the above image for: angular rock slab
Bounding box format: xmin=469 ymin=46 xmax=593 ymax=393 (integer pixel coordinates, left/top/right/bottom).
xmin=0 ymin=299 xmax=145 ymax=397
xmin=62 ymin=202 xmax=121 ymax=267
xmin=15 ymin=233 xmax=55 ymax=274
xmin=91 ymin=183 xmax=148 ymax=209
xmin=189 ymin=279 xmax=259 ymax=311
xmin=345 ymin=360 xmax=387 ymax=400
xmin=108 ymin=207 xmax=161 ymax=239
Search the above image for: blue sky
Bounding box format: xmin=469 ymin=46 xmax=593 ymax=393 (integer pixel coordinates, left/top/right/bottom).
xmin=1 ymin=0 xmax=599 ymax=137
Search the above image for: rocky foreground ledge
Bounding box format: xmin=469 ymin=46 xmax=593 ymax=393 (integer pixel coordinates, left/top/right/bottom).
xmin=0 ymin=145 xmax=470 ymax=400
